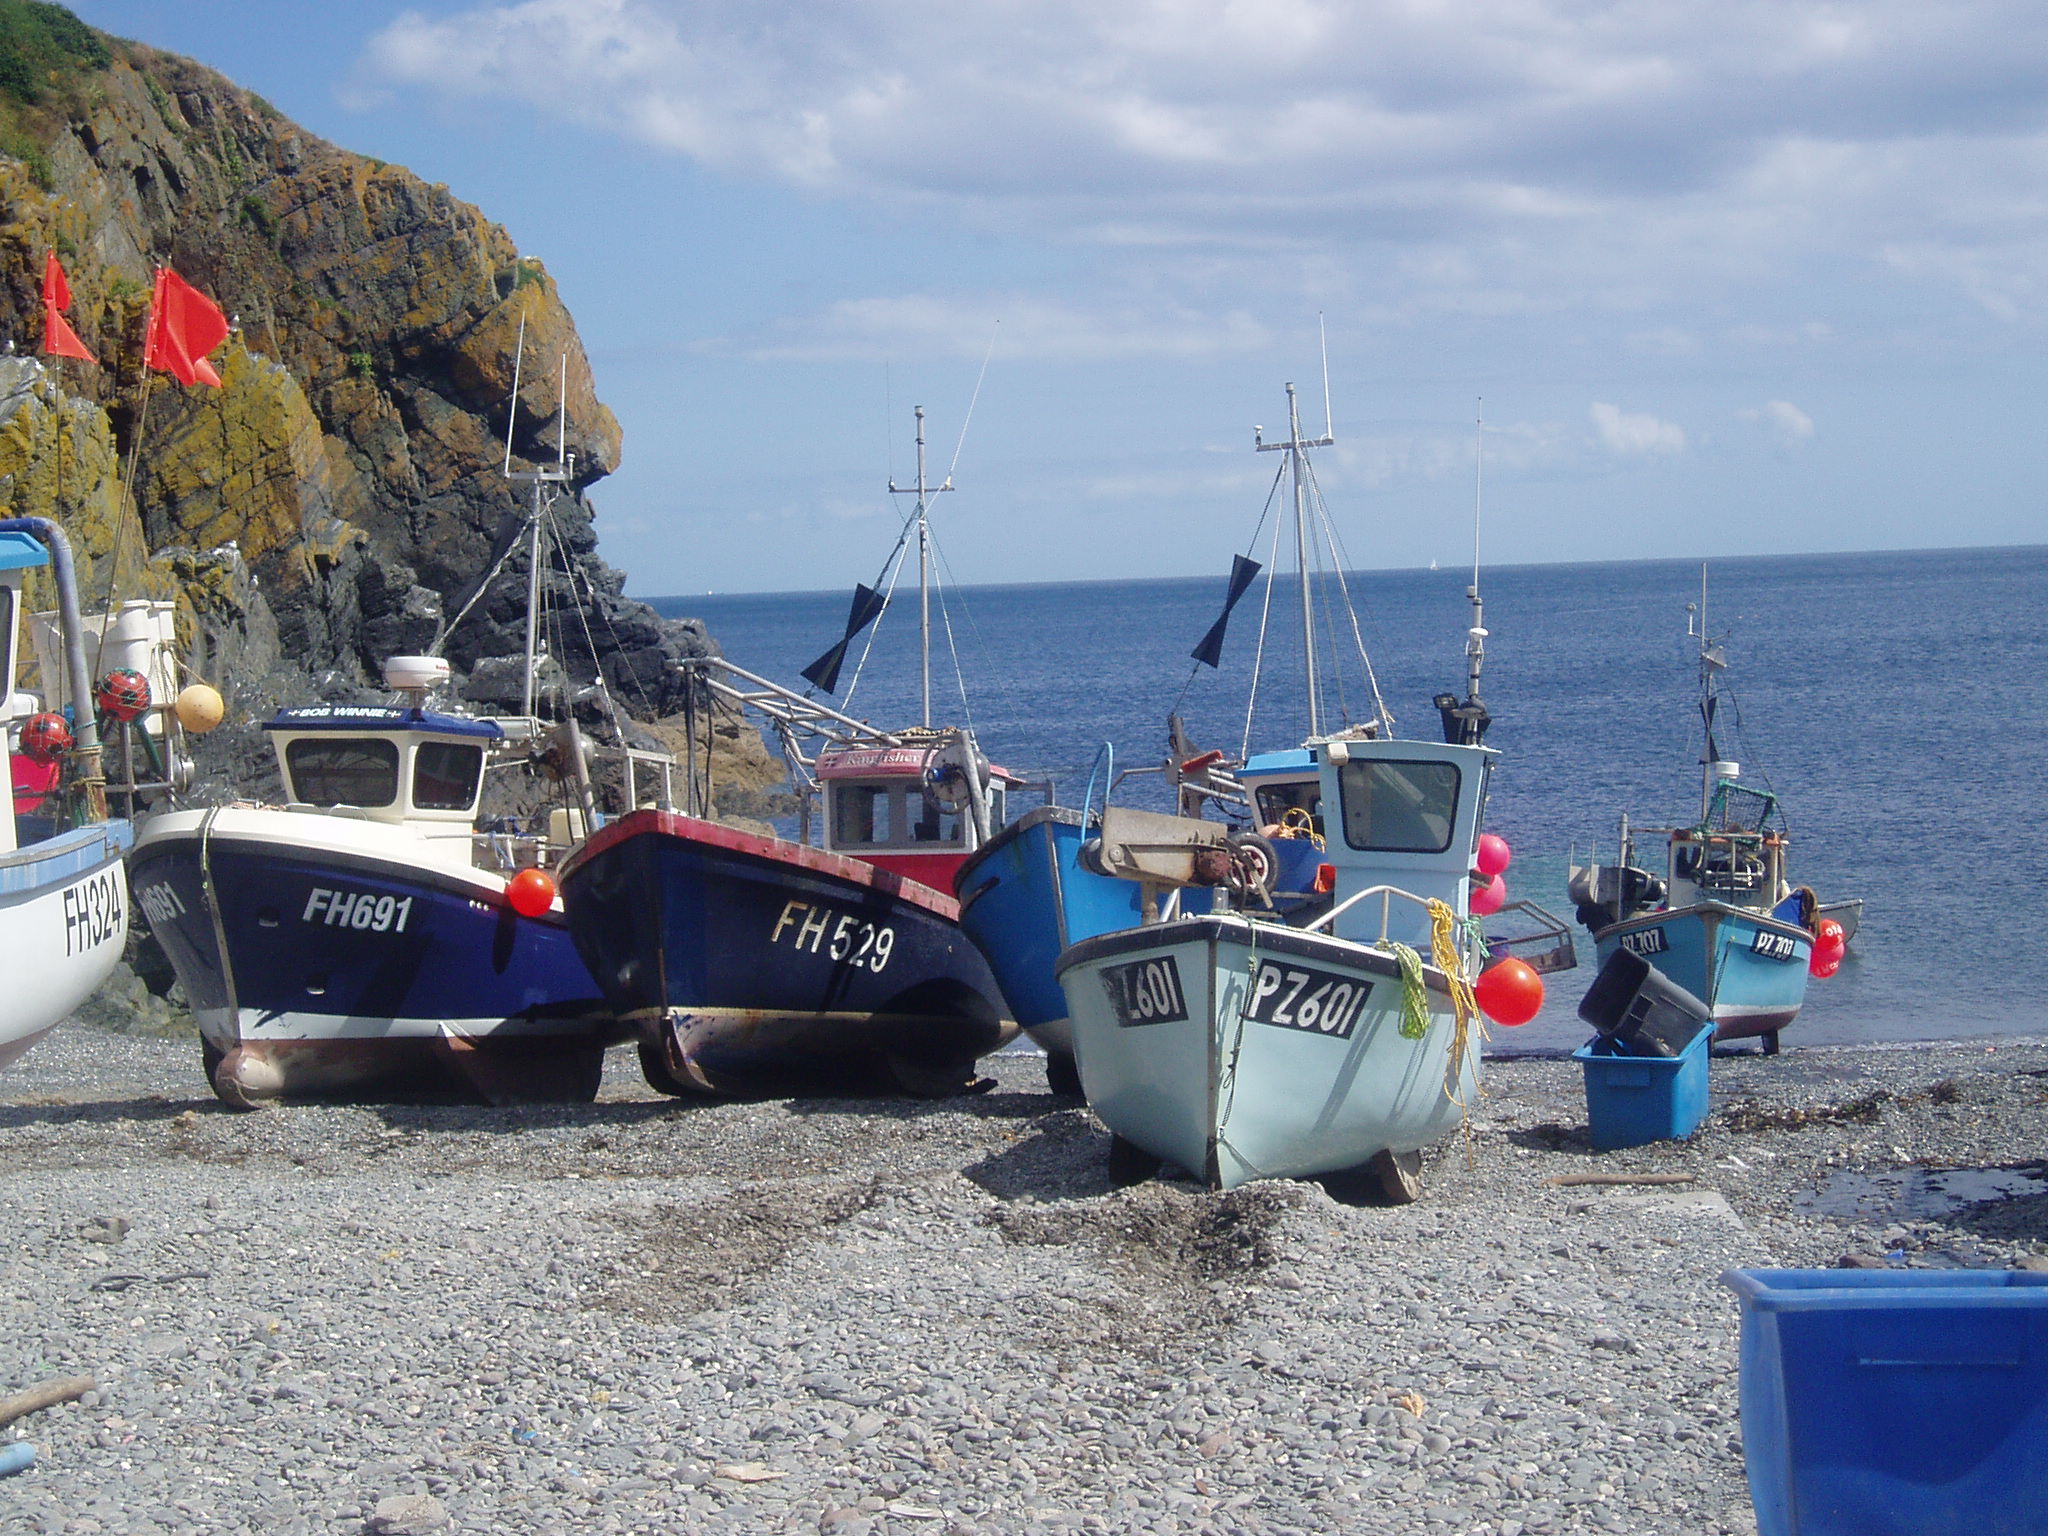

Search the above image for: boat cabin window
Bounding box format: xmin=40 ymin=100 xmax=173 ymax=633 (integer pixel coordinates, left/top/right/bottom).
xmin=285 ymin=737 xmax=400 ymax=808
xmin=831 ymin=780 xmax=966 ymax=849
xmin=0 ymin=584 xmax=14 ymax=692
xmin=414 ymin=741 xmax=485 ymax=811
xmin=1338 ymin=759 xmax=1460 ymax=854
xmin=1253 ymin=779 xmax=1323 ymax=838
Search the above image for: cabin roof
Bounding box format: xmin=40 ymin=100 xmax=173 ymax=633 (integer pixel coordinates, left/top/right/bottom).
xmin=0 ymin=530 xmax=51 ymax=572
xmin=1239 ymin=748 xmax=1316 ymax=779
xmin=262 ymin=705 xmax=503 ymax=741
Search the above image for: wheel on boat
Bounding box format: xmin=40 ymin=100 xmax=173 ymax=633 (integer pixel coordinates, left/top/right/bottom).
xmin=1107 ymin=1133 xmax=1161 ymax=1187
xmin=1044 ymin=1050 xmax=1083 ymax=1099
xmin=1365 ymin=1147 xmax=1424 ymax=1205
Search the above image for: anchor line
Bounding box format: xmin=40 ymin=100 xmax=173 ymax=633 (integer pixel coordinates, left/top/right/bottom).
xmin=196 ymin=804 xmax=239 ymax=1044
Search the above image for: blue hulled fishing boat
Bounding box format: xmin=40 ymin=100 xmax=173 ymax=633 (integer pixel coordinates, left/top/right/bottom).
xmin=1568 ymin=572 xmax=1848 ymax=1052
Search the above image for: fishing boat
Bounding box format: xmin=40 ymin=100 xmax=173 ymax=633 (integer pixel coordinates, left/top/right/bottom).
xmin=1057 ymin=730 xmax=1506 ymax=1194
xmin=557 ymin=407 xmax=1018 ymax=1097
xmin=1567 ymin=572 xmax=1847 ymax=1052
xmin=957 ymin=385 xmax=1571 ymax=1100
xmin=126 ymin=403 xmax=642 ymax=1106
xmin=2 ymin=519 xmax=133 ymax=1070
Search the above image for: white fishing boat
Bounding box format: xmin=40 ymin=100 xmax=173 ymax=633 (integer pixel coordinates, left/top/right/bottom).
xmin=1047 ymin=386 xmax=1558 ymax=1194
xmin=2 ymin=518 xmax=132 ymax=1069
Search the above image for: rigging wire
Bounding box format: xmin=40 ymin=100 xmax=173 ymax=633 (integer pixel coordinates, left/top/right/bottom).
xmin=1238 ymin=500 xmax=1290 ymax=763
xmin=944 ymin=322 xmax=1000 ymax=486
xmin=1304 ymin=453 xmax=1393 ymax=733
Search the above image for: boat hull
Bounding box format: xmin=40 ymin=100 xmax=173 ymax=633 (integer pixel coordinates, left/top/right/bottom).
xmin=127 ymin=808 xmax=620 ymax=1106
xmin=0 ymin=822 xmax=131 ymax=1069
xmin=558 ymin=810 xmax=1011 ymax=1097
xmin=1594 ymin=901 xmax=1812 ymax=1044
xmin=1058 ymin=915 xmax=1478 ymax=1191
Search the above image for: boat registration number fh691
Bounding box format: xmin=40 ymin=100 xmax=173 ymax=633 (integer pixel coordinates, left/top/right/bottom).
xmin=1100 ymin=956 xmax=1189 ymax=1027
xmin=303 ymin=887 xmax=414 ymax=933
xmin=63 ymin=869 xmax=124 ymax=956
xmin=1245 ymin=960 xmax=1372 ymax=1039
xmin=769 ymin=900 xmax=896 ymax=973
xmin=1750 ymin=929 xmax=1802 ymax=962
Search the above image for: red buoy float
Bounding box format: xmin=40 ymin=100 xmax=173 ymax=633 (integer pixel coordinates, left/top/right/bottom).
xmin=18 ymin=711 xmax=73 ymax=763
xmin=1474 ymin=957 xmax=1544 ymax=1025
xmin=95 ymin=668 xmax=152 ymax=722
xmin=1470 ymin=873 xmax=1507 ymax=916
xmin=506 ymin=867 xmax=557 ymax=918
xmin=1475 ymin=832 xmax=1512 ymax=879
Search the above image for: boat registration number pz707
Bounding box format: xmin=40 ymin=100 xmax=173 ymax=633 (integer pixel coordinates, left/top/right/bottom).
xmin=1749 ymin=929 xmax=1801 ymax=962
xmin=1618 ymin=928 xmax=1669 ymax=957
xmin=1245 ymin=960 xmax=1371 ymax=1039
xmin=1099 ymin=956 xmax=1189 ymax=1027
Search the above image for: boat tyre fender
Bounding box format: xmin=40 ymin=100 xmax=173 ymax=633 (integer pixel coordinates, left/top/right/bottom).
xmin=1077 ymin=836 xmax=1110 ymax=877
xmin=1226 ymin=832 xmax=1279 ymax=907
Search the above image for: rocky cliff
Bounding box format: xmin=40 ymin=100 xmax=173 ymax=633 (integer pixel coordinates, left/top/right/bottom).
xmin=0 ymin=2 xmax=724 ymax=751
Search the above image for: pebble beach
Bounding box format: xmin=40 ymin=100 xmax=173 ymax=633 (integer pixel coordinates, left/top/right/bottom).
xmin=4 ymin=1023 xmax=2046 ymax=1536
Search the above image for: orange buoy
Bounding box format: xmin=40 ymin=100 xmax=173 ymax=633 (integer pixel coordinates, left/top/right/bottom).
xmin=506 ymin=867 xmax=558 ymax=918
xmin=1474 ymin=957 xmax=1544 ymax=1025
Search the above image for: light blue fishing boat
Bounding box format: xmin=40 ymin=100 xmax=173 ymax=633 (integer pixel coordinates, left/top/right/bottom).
xmin=1568 ymin=571 xmax=1846 ymax=1053
xmin=1056 ymin=732 xmax=1499 ymax=1194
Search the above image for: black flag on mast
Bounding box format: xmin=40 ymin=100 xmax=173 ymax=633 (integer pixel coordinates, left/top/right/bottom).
xmin=801 ymin=583 xmax=888 ymax=693
xmin=1189 ymin=555 xmax=1263 ymax=668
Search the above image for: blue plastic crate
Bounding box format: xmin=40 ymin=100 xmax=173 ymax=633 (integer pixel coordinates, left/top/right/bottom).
xmin=1571 ymin=1025 xmax=1709 ymax=1150
xmin=1722 ymin=1268 xmax=2048 ymax=1536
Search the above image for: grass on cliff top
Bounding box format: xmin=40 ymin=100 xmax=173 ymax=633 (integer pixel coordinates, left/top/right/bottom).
xmin=0 ymin=0 xmax=107 ymax=107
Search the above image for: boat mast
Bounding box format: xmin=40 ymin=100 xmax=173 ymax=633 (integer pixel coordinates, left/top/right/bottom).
xmin=1690 ymin=562 xmax=1730 ymax=817
xmin=889 ymin=405 xmax=952 ymax=728
xmin=1256 ymin=383 xmax=1334 ymax=737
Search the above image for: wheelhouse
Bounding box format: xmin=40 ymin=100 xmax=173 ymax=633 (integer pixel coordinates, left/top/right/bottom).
xmin=817 ymin=740 xmax=1016 ymax=890
xmin=264 ymin=706 xmax=502 ymax=842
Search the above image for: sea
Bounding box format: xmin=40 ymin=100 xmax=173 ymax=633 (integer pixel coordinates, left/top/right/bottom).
xmin=648 ymin=544 xmax=2048 ymax=1055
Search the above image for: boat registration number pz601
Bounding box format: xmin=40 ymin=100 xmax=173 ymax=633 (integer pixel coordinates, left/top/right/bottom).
xmin=1099 ymin=956 xmax=1189 ymax=1027
xmin=1749 ymin=929 xmax=1801 ymax=962
xmin=1245 ymin=960 xmax=1371 ymax=1039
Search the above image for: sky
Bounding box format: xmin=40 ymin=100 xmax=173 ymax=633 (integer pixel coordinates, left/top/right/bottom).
xmin=63 ymin=1 xmax=2048 ymax=596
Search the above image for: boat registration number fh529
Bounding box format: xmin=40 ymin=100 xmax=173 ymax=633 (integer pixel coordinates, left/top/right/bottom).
xmin=769 ymin=900 xmax=896 ymax=973
xmin=1245 ymin=959 xmax=1372 ymax=1039
xmin=63 ymin=869 xmax=124 ymax=956
xmin=303 ymin=887 xmax=414 ymax=933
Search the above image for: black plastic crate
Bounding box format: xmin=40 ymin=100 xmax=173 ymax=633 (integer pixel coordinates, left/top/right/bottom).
xmin=1578 ymin=946 xmax=1713 ymax=1057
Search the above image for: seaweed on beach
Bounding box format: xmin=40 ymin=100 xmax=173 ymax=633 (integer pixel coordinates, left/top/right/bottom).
xmin=1721 ymin=1091 xmax=1892 ymax=1133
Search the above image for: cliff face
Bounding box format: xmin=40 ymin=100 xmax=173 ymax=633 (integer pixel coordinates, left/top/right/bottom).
xmin=0 ymin=6 xmax=709 ymax=731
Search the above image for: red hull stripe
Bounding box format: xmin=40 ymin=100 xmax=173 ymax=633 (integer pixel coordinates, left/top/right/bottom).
xmin=561 ymin=809 xmax=961 ymax=921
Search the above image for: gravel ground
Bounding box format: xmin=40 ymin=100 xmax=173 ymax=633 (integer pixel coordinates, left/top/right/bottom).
xmin=3 ymin=1022 xmax=2046 ymax=1536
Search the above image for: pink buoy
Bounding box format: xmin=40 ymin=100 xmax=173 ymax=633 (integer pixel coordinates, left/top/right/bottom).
xmin=1470 ymin=873 xmax=1507 ymax=916
xmin=1475 ymin=832 xmax=1511 ymax=879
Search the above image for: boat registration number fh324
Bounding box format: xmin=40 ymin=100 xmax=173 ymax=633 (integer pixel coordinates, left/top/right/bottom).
xmin=769 ymin=900 xmax=896 ymax=973
xmin=63 ymin=869 xmax=124 ymax=956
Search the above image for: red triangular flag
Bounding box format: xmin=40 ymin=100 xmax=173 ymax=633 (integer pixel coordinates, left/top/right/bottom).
xmin=42 ymin=252 xmax=70 ymax=311
xmin=41 ymin=253 xmax=94 ymax=363
xmin=142 ymin=267 xmax=230 ymax=388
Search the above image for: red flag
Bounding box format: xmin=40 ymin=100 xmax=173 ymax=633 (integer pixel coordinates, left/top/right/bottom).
xmin=41 ymin=252 xmax=94 ymax=363
xmin=142 ymin=267 xmax=230 ymax=387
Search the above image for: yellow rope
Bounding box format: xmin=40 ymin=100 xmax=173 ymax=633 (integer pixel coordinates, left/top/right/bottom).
xmin=1428 ymin=897 xmax=1485 ymax=1109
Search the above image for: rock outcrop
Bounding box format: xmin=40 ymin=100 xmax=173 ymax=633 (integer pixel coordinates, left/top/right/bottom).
xmin=0 ymin=5 xmax=717 ymax=739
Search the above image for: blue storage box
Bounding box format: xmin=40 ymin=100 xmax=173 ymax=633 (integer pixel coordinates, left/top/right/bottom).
xmin=1721 ymin=1268 xmax=2048 ymax=1536
xmin=1572 ymin=1025 xmax=1709 ymax=1149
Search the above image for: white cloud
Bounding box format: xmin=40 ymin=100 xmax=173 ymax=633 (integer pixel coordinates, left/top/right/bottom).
xmin=1740 ymin=399 xmax=1816 ymax=444
xmin=1590 ymin=402 xmax=1686 ymax=456
xmin=699 ymin=294 xmax=1273 ymax=363
xmin=355 ymin=0 xmax=2048 ymax=323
